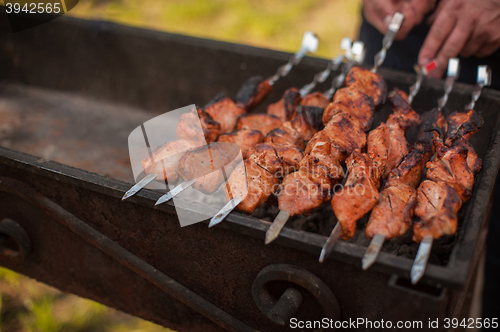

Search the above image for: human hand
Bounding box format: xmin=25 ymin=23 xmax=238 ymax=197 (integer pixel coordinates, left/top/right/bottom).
xmin=363 ymin=0 xmax=436 ymax=40
xmin=419 ymin=0 xmax=500 ymax=78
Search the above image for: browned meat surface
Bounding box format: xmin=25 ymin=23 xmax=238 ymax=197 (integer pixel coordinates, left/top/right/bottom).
xmin=197 ymin=109 xmax=222 ymax=142
xmin=226 ymin=160 xmax=279 ymax=214
xmin=177 ymin=142 xmax=240 ymax=181
xmin=412 ymin=109 xmax=483 ymax=242
xmin=300 ymin=92 xmax=330 ymax=109
xmin=265 ymin=127 xmax=305 ymax=149
xmin=142 ymin=139 xmax=200 ymax=182
xmin=217 ymin=129 xmax=264 ymax=159
xmin=303 ymin=131 xmax=344 ymax=181
xmin=248 ymin=143 xmax=303 ymax=176
xmin=176 ymin=109 xmax=221 ymax=144
xmin=457 ymin=137 xmax=482 ymax=175
xmin=425 ymin=137 xmax=476 ymax=202
xmin=387 ymin=138 xmax=435 ymax=188
xmin=445 ymin=110 xmax=484 ymax=146
xmin=345 ymin=66 xmax=387 ymax=107
xmin=413 ymin=180 xmax=462 ymax=242
xmin=291 ymin=105 xmax=324 ymax=140
xmin=388 ymin=88 xmax=422 ymax=127
xmin=322 ymin=113 xmax=367 ymax=160
xmin=331 ymin=150 xmax=380 ymax=240
xmin=274 ymin=145 xmax=304 ymax=176
xmin=277 ymin=165 xmax=331 ymax=217
xmin=266 ymin=88 xmax=301 ymax=121
xmin=365 ymin=178 xmax=416 ymax=239
xmin=236 ymin=114 xmax=283 ymax=135
xmin=235 ymin=76 xmax=272 ymax=110
xmin=387 ymin=109 xmax=445 ymax=187
xmin=192 ymin=163 xmax=236 ymax=194
xmin=322 ymin=87 xmax=374 ymax=130
xmin=368 ymin=115 xmax=411 ymax=179
xmin=204 ymin=94 xmax=246 ymax=133
xmin=247 ymin=143 xmax=282 ymax=174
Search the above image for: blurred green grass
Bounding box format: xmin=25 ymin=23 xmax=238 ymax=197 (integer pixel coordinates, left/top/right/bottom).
xmin=0 ymin=1 xmax=361 ymax=330
xmin=0 ymin=267 xmax=172 ymax=332
xmin=68 ymin=0 xmax=362 ymax=59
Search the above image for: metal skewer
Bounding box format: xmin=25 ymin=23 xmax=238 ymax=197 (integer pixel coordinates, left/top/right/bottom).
xmin=155 ymin=178 xmax=196 ymax=206
xmin=299 ymin=38 xmax=352 ymax=97
xmin=123 ymin=33 xmax=319 ymax=201
xmin=465 ymin=65 xmax=491 ymax=110
xmin=122 ymin=173 xmax=158 ymax=200
xmin=361 ymin=60 xmax=437 ymax=270
xmin=267 ymin=31 xmax=319 ymax=86
xmin=410 ymin=58 xmax=461 ymax=285
xmin=265 ymin=42 xmax=366 ymax=246
xmin=371 ymin=12 xmax=404 ymax=73
xmin=209 ymin=44 xmax=358 ymax=230
xmin=323 ymin=41 xmax=365 ymax=100
xmin=437 ymin=58 xmax=460 ymax=111
xmin=318 ymin=14 xmax=404 ymax=262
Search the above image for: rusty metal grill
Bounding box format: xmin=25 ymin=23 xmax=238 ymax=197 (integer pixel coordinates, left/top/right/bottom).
xmin=0 ymin=11 xmax=499 ymax=332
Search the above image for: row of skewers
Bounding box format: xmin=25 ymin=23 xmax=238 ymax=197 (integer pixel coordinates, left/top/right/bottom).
xmin=122 ymin=12 xmax=491 ymax=284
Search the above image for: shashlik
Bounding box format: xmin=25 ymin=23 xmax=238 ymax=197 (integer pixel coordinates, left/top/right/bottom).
xmin=274 ymin=66 xmax=385 ymax=224
xmin=332 ymin=88 xmax=421 ymax=240
xmin=364 ymin=107 xmax=444 ymax=240
xmin=413 ymin=110 xmax=483 ymax=242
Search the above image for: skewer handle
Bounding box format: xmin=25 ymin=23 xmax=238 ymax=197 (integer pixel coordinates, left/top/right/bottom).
xmin=372 ymin=12 xmax=404 ymax=73
xmin=465 ymin=65 xmax=492 ymax=110
xmin=410 ymin=236 xmax=433 ymax=284
xmin=267 ymin=31 xmax=319 ymax=86
xmin=299 ymin=38 xmax=352 ymax=97
xmin=265 ymin=210 xmax=290 ymax=244
xmin=318 ymin=223 xmax=342 ymax=263
xmin=437 ymin=58 xmax=460 ymax=111
xmin=361 ymin=234 xmax=385 ymax=270
xmin=408 ymin=60 xmax=437 ymax=105
xmin=323 ymin=41 xmax=365 ymax=100
xmin=122 ymin=173 xmax=158 ymax=200
xmin=155 ymin=178 xmax=196 ymax=206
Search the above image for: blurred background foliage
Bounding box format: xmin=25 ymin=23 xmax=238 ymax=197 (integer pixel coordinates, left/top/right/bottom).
xmin=69 ymin=0 xmax=362 ymax=58
xmin=0 ymin=0 xmax=361 ymax=330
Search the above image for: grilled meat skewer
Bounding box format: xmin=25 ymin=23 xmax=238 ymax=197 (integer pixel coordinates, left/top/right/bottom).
xmin=123 ymin=32 xmax=319 ymax=200
xmin=270 ymin=65 xmax=387 ymax=246
xmin=210 ymin=105 xmax=326 ymax=227
xmin=332 ymin=89 xmax=422 ymax=243
xmin=410 ymin=63 xmax=490 ymax=285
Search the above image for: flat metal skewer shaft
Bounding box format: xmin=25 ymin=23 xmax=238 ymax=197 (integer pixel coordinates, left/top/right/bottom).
xmin=209 ymin=197 xmax=242 ymax=228
xmin=371 ymin=12 xmax=404 ymax=73
xmin=267 ymin=31 xmax=319 ymax=86
xmin=122 ymin=173 xmax=158 ymax=200
xmin=318 ymin=223 xmax=342 ymax=263
xmin=411 ymin=236 xmax=433 ymax=284
xmin=465 ymin=65 xmax=491 ymax=110
xmin=155 ymin=179 xmax=196 ymax=206
xmin=361 ymin=234 xmax=385 ymax=269
xmin=265 ymin=210 xmax=290 ymax=245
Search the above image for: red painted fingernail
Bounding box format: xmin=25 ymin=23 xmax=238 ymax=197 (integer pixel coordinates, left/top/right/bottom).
xmin=422 ymin=60 xmax=438 ymax=75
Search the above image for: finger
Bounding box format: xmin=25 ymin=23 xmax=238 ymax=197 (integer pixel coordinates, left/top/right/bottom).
xmin=475 ymin=40 xmax=500 ymax=57
xmin=418 ymin=8 xmax=456 ymax=65
xmin=363 ymin=0 xmax=397 ymax=34
xmin=428 ymin=23 xmax=472 ymax=78
xmin=396 ymin=1 xmax=433 ymax=40
xmin=426 ymin=0 xmax=448 ymax=26
xmin=460 ymin=34 xmax=485 ymax=58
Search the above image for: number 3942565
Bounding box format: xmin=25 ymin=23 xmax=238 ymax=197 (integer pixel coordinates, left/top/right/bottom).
xmin=6 ymin=2 xmax=63 ymax=14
